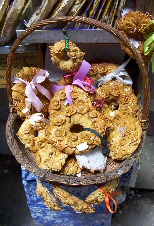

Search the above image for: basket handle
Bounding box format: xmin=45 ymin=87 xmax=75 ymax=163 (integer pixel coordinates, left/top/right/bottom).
xmin=6 ymin=16 xmax=150 ymax=124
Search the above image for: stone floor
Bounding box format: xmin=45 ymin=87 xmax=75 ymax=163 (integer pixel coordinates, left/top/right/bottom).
xmin=0 ymin=155 xmax=36 ymax=226
xmin=112 ymin=189 xmax=154 ymax=226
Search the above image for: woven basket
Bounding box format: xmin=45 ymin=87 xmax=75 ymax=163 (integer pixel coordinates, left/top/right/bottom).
xmin=6 ymin=16 xmax=150 ymax=186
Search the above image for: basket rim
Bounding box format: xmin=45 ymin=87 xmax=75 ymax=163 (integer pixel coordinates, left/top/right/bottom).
xmin=5 ymin=16 xmax=150 ymax=185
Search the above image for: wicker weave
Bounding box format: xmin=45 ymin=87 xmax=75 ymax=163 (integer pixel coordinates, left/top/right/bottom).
xmin=5 ymin=16 xmax=150 ymax=186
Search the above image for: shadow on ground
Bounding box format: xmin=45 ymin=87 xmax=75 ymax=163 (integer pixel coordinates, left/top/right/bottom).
xmin=0 ymin=155 xmax=36 ymax=226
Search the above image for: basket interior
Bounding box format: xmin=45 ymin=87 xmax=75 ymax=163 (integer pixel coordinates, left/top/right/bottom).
xmin=6 ymin=110 xmax=141 ymax=186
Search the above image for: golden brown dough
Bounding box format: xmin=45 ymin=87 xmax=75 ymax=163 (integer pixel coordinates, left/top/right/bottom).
xmin=116 ymin=10 xmax=153 ymax=37
xmin=53 ymin=185 xmax=95 ymax=213
xmin=96 ymin=80 xmax=139 ymax=128
xmin=108 ymin=114 xmax=142 ymax=160
xmin=17 ymin=115 xmax=49 ymax=152
xmin=116 ymin=10 xmax=154 ymax=65
xmin=48 ymin=86 xmax=106 ymax=155
xmin=85 ymin=178 xmax=120 ymax=204
xmin=60 ymin=157 xmax=81 ymax=176
xmin=49 ymin=40 xmax=85 ymax=73
xmin=36 ymin=144 xmax=68 ymax=171
xmin=36 ymin=179 xmax=62 ymax=211
xmin=12 ymin=67 xmax=53 ymax=119
xmin=88 ymin=62 xmax=119 ymax=81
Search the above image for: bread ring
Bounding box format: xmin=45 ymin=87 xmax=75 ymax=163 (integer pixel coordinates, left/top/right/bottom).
xmin=49 ymin=40 xmax=85 ymax=72
xmin=96 ymin=80 xmax=139 ymax=128
xmin=53 ymin=185 xmax=95 ymax=213
xmin=48 ymin=86 xmax=106 ymax=155
xmin=17 ymin=115 xmax=49 ymax=152
xmin=88 ymin=62 xmax=119 ymax=81
xmin=35 ymin=144 xmax=68 ymax=171
xmin=12 ymin=67 xmax=53 ymax=119
xmin=108 ymin=114 xmax=142 ymax=160
xmin=116 ymin=10 xmax=154 ymax=65
xmin=116 ymin=10 xmax=153 ymax=38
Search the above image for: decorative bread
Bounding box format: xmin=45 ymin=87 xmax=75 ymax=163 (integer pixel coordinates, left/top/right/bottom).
xmin=17 ymin=114 xmax=49 ymax=152
xmin=108 ymin=114 xmax=142 ymax=160
xmin=36 ymin=179 xmax=62 ymax=211
xmin=1 ymin=0 xmax=27 ymax=45
xmin=0 ymin=0 xmax=9 ymax=24
xmin=53 ymin=185 xmax=95 ymax=213
xmin=27 ymin=0 xmax=58 ymax=27
xmin=49 ymin=40 xmax=85 ymax=73
xmin=36 ymin=144 xmax=68 ymax=171
xmin=85 ymin=178 xmax=120 ymax=204
xmin=12 ymin=67 xmax=53 ymax=119
xmin=48 ymin=86 xmax=106 ymax=155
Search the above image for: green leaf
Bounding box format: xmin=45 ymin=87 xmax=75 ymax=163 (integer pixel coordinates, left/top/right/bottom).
xmin=144 ymin=33 xmax=154 ymax=55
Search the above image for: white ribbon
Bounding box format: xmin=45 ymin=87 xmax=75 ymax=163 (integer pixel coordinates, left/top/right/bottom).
xmin=22 ymin=98 xmax=32 ymax=114
xmin=28 ymin=113 xmax=49 ymax=126
xmin=94 ymin=58 xmax=133 ymax=87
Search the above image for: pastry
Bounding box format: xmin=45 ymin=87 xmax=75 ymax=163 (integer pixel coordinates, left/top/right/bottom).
xmin=12 ymin=67 xmax=53 ymax=118
xmin=36 ymin=144 xmax=68 ymax=171
xmin=88 ymin=62 xmax=119 ymax=81
xmin=96 ymin=80 xmax=139 ymax=128
xmin=108 ymin=114 xmax=142 ymax=160
xmin=116 ymin=10 xmax=154 ymax=65
xmin=53 ymin=185 xmax=95 ymax=213
xmin=48 ymin=86 xmax=106 ymax=155
xmin=17 ymin=114 xmax=49 ymax=152
xmin=60 ymin=157 xmax=81 ymax=176
xmin=86 ymin=178 xmax=119 ymax=204
xmin=36 ymin=179 xmax=62 ymax=211
xmin=49 ymin=40 xmax=85 ymax=73
xmin=1 ymin=0 xmax=27 ymax=45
